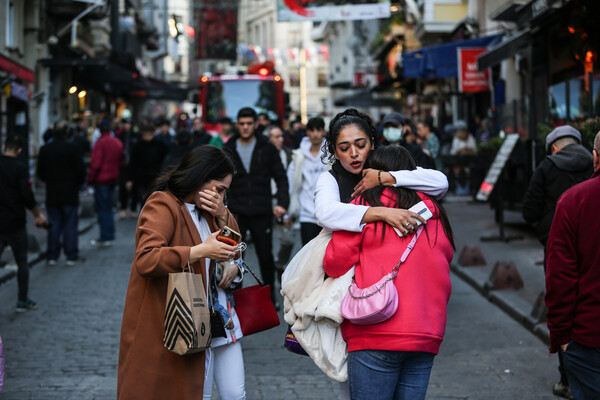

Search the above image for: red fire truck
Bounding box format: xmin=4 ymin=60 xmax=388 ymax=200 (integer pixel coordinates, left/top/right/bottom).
xmin=198 ymin=62 xmax=286 ymax=132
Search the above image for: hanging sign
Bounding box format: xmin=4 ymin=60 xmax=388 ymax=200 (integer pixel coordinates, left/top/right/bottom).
xmin=458 ymin=48 xmax=490 ymax=93
xmin=194 ymin=0 xmax=238 ymax=60
xmin=277 ymin=0 xmax=390 ymax=22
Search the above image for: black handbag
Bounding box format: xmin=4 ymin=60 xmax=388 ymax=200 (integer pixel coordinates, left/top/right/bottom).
xmin=210 ymin=309 xmax=227 ymax=338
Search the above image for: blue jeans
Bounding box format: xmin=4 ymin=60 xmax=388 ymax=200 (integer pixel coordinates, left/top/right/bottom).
xmin=46 ymin=205 xmax=79 ymax=261
xmin=94 ymin=185 xmax=116 ymax=241
xmin=563 ymin=341 xmax=600 ymax=400
xmin=0 ymin=229 xmax=29 ymax=301
xmin=348 ymin=350 xmax=435 ymax=400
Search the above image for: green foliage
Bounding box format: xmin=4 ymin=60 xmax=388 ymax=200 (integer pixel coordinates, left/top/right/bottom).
xmin=566 ymin=117 xmax=600 ymax=148
xmin=537 ymin=123 xmax=554 ymax=141
xmin=478 ymin=136 xmax=505 ymax=153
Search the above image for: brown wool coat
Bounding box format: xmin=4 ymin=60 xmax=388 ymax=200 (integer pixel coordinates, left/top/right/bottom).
xmin=117 ymin=190 xmax=238 ymax=400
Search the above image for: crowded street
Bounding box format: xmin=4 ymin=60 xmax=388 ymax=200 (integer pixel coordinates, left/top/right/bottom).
xmin=0 ymin=201 xmax=560 ymax=399
xmin=2 ymin=0 xmax=600 ymax=399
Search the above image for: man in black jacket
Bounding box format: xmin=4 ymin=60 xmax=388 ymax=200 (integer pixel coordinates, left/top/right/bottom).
xmin=191 ymin=117 xmax=212 ymax=148
xmin=522 ymin=125 xmax=593 ymax=399
xmin=37 ymin=122 xmax=86 ymax=265
xmin=523 ymin=126 xmax=594 ymax=249
xmin=0 ymin=136 xmax=48 ymax=312
xmin=126 ymin=125 xmax=169 ymax=206
xmin=224 ymin=107 xmax=289 ymax=306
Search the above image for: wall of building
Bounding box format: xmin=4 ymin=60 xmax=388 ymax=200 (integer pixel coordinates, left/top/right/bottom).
xmin=237 ymin=0 xmax=331 ymax=120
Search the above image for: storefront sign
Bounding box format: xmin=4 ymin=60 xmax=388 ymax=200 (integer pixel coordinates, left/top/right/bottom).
xmin=458 ymin=48 xmax=490 ymax=93
xmin=6 ymin=82 xmax=29 ymax=101
xmin=277 ymin=0 xmax=390 ymax=22
xmin=354 ymin=72 xmax=368 ymax=88
xmin=476 ymin=134 xmax=520 ymax=201
xmin=0 ymin=54 xmax=34 ymax=83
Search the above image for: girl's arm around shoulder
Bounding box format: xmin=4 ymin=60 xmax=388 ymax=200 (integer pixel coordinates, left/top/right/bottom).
xmin=323 ymin=229 xmax=361 ymax=278
xmin=134 ymin=192 xmax=191 ymax=278
xmin=314 ymin=172 xmax=370 ymax=232
xmin=390 ymin=167 xmax=448 ymax=199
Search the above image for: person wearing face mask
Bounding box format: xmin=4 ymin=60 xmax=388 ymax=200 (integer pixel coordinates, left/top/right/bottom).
xmin=382 ymin=113 xmax=434 ymax=169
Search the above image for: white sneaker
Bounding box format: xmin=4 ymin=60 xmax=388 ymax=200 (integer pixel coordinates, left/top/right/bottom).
xmin=90 ymin=239 xmax=115 ymax=247
xmin=47 ymin=260 xmax=57 ymax=266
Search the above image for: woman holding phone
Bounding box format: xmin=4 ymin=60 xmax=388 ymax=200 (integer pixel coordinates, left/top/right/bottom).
xmin=323 ymin=145 xmax=455 ymax=400
xmin=117 ymin=145 xmax=246 ymax=400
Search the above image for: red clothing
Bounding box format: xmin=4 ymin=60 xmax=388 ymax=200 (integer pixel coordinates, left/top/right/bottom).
xmin=88 ymin=132 xmax=125 ymax=186
xmin=323 ymin=190 xmax=453 ymax=354
xmin=545 ymin=169 xmax=600 ymax=353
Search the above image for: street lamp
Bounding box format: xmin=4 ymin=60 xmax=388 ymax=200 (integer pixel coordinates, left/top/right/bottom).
xmin=69 ymin=86 xmax=78 ymax=94
xmin=78 ymin=90 xmax=87 ymax=111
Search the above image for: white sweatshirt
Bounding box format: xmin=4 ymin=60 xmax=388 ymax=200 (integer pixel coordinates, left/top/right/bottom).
xmin=314 ymin=167 xmax=448 ymax=232
xmin=287 ymin=137 xmax=328 ymax=224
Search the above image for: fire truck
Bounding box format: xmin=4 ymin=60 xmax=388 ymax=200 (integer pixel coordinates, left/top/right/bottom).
xmin=198 ymin=61 xmax=286 ymax=132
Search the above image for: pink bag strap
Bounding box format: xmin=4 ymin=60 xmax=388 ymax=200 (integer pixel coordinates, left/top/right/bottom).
xmin=397 ymin=226 xmax=424 ymax=266
xmin=347 ymin=226 xmax=423 ymax=300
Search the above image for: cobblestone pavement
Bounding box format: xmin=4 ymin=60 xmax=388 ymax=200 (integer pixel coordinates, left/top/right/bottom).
xmin=0 ymin=217 xmax=560 ymax=399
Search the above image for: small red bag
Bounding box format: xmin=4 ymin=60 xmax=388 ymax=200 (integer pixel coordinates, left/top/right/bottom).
xmin=233 ymin=261 xmax=280 ymax=336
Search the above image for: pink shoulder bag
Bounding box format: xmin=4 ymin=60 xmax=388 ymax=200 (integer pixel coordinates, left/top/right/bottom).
xmin=340 ymin=226 xmax=423 ymax=325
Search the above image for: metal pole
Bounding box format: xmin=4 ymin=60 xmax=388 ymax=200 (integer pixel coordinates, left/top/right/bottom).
xmin=111 ymin=0 xmax=120 ymax=51
xmin=528 ymin=44 xmax=537 ymax=171
xmin=589 ymin=71 xmax=594 ymax=117
xmin=299 ymin=42 xmax=308 ymax=124
xmin=513 ymin=99 xmax=517 ymax=134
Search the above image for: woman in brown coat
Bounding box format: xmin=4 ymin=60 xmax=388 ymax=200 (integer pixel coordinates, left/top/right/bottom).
xmin=117 ymin=146 xmax=240 ymax=400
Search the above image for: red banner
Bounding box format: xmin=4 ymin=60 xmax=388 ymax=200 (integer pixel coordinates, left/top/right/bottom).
xmin=458 ymin=48 xmax=489 ymax=93
xmin=195 ymin=0 xmax=238 ymax=60
xmin=0 ymin=54 xmax=34 ymax=83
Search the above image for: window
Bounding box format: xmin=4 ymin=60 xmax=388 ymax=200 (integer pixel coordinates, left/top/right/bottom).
xmin=289 ymin=69 xmax=300 ymax=87
xmin=6 ymin=1 xmax=15 ymax=48
xmin=549 ymin=82 xmax=566 ymax=120
xmin=549 ymin=74 xmax=600 ymax=121
xmin=317 ymin=69 xmax=327 ymax=87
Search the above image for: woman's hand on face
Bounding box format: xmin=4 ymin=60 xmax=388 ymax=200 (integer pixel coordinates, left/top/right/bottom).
xmin=382 ymin=208 xmax=425 ymax=235
xmin=352 ymin=169 xmax=394 ymax=198
xmin=193 ymin=232 xmax=238 ymax=262
xmin=218 ymin=260 xmax=239 ymax=288
xmin=198 ymin=186 xmax=227 ymax=222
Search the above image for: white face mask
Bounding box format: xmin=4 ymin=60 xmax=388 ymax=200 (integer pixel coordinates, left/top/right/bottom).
xmin=383 ymin=127 xmax=403 ymax=143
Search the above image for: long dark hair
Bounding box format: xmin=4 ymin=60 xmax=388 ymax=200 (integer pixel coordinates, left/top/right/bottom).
xmin=148 ymin=145 xmax=235 ymax=201
xmin=322 ymin=108 xmax=380 ymax=164
xmin=358 ymin=146 xmax=455 ymax=249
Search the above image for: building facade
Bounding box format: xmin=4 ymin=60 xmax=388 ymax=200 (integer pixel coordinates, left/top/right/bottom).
xmin=237 ymin=0 xmax=330 ymax=122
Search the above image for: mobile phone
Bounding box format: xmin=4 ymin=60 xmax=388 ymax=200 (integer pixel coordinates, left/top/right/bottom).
xmin=393 ymin=201 xmax=433 ymax=238
xmin=216 ymin=226 xmax=241 ymax=246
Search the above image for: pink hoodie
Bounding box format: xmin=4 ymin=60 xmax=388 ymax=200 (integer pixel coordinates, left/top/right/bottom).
xmin=324 ymin=190 xmax=453 ymax=354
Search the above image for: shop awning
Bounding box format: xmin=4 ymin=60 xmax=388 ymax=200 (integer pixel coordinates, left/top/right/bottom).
xmin=0 ymin=53 xmax=34 ymax=83
xmin=130 ymin=77 xmax=188 ymax=101
xmin=477 ymin=29 xmax=530 ymax=70
xmin=403 ymin=34 xmax=503 ymax=79
xmin=40 ymin=57 xmax=187 ymax=100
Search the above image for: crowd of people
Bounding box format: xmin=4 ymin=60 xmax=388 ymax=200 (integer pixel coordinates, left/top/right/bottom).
xmin=1 ymin=103 xmax=599 ymax=400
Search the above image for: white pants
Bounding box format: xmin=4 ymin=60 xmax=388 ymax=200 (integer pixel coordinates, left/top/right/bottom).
xmin=203 ymin=341 xmax=246 ymax=399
